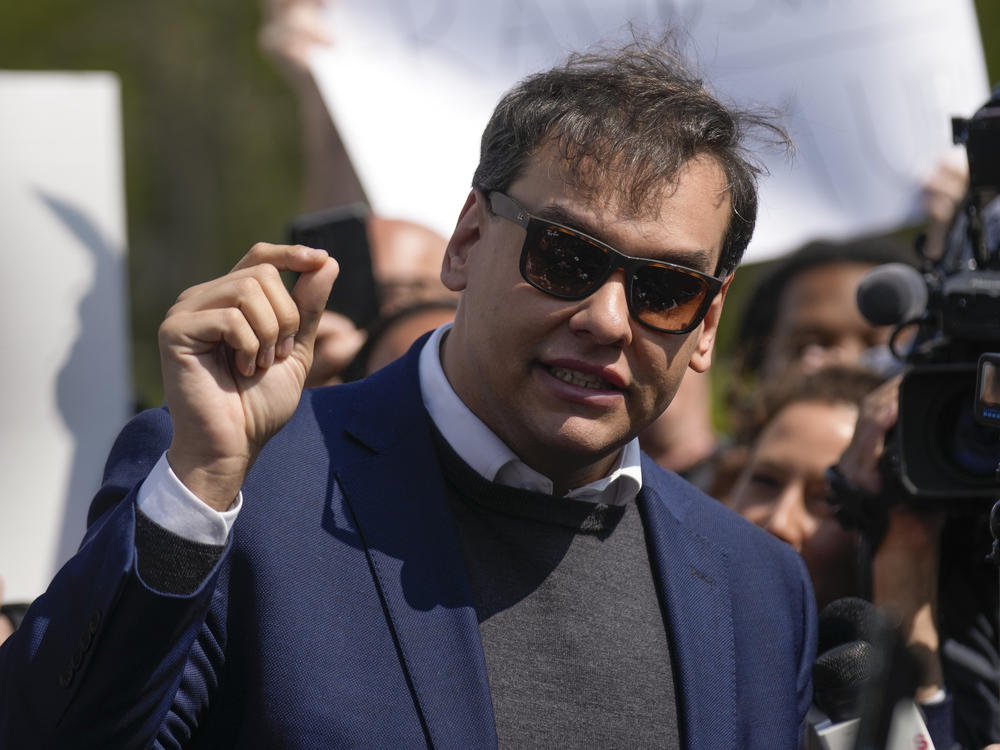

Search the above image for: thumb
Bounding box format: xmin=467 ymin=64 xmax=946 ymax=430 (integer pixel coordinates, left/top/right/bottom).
xmin=291 ymin=256 xmax=340 ymax=349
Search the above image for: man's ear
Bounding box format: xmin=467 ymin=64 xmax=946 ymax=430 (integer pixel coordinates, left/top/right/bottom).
xmin=441 ymin=190 xmax=483 ymax=292
xmin=689 ymin=274 xmax=734 ymax=373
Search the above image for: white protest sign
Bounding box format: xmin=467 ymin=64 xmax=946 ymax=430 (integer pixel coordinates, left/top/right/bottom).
xmin=310 ymin=0 xmax=989 ymax=262
xmin=0 ymin=72 xmax=131 ymax=602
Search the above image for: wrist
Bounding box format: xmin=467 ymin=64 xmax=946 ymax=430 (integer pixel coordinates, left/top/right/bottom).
xmin=165 ymin=448 xmax=249 ymax=512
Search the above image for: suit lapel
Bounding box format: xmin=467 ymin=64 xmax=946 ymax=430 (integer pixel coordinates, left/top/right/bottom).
xmin=330 ymin=348 xmax=497 ymax=749
xmin=640 ymin=470 xmax=737 ymax=750
xmin=324 ymin=342 xmax=740 ymax=749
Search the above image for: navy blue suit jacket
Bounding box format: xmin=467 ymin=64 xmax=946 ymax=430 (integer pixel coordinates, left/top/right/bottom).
xmin=0 ymin=340 xmax=817 ymax=748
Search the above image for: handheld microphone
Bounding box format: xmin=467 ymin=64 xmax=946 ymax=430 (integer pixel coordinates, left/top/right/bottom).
xmin=807 ymin=598 xmax=937 ymax=750
xmin=856 ymin=263 xmax=928 ymax=327
xmin=812 ymin=597 xmax=884 ymax=724
xmin=813 ymin=640 xmax=878 ymax=722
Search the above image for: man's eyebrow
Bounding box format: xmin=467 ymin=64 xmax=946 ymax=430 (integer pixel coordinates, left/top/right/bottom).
xmin=533 ymin=202 xmax=716 ymax=273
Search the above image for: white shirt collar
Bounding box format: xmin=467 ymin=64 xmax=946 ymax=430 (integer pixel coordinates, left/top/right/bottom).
xmin=418 ymin=323 xmax=643 ymax=504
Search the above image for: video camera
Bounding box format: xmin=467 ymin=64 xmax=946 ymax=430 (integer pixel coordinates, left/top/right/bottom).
xmin=857 ymin=86 xmax=1000 ymax=504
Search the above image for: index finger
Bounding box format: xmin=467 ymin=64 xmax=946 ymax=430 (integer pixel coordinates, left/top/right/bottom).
xmin=231 ymin=242 xmax=331 ymax=275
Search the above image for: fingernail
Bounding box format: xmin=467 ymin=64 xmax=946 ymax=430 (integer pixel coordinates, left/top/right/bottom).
xmin=259 ymin=345 xmax=275 ymax=369
xmin=277 ymin=335 xmax=295 ymax=359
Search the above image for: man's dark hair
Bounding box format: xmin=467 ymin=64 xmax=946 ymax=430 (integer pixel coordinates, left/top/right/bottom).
xmin=735 ymin=236 xmax=921 ymax=377
xmin=472 ymin=34 xmax=789 ymax=276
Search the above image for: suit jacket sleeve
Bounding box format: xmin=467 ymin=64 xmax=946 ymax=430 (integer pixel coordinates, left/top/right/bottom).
xmin=0 ymin=408 xmax=229 ymax=749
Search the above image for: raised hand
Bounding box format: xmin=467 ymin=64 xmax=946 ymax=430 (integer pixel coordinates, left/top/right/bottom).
xmin=835 ymin=375 xmax=900 ymax=495
xmin=259 ymin=0 xmax=331 ymax=77
xmin=158 ymin=243 xmax=338 ymax=510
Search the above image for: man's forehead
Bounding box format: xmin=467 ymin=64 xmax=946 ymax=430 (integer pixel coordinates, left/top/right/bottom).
xmin=512 ymin=150 xmax=729 ymax=272
xmin=549 ymin=150 xmax=727 ymax=212
xmin=777 ymin=262 xmax=878 ymax=315
xmin=782 ymin=261 xmax=877 ymax=294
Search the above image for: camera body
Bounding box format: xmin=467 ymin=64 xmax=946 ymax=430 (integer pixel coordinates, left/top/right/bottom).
xmin=897 ymin=361 xmax=998 ymax=500
xmin=885 ymin=88 xmax=1000 ymax=503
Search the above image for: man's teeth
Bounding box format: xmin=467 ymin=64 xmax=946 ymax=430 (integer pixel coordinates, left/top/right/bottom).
xmin=549 ymin=366 xmax=613 ymax=390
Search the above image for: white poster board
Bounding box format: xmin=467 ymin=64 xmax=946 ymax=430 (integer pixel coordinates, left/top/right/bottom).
xmin=310 ymin=0 xmax=989 ymax=262
xmin=0 ymin=72 xmax=131 ymax=602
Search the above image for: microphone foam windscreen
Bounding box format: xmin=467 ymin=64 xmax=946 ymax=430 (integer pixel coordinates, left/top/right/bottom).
xmin=817 ymin=597 xmax=884 ymax=654
xmin=814 ymin=640 xmax=878 ymax=690
xmin=813 ymin=640 xmax=878 ymax=722
xmin=855 ymin=263 xmax=927 ymax=326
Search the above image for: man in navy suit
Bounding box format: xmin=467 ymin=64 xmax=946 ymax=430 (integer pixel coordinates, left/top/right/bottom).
xmin=1 ymin=39 xmax=816 ymax=748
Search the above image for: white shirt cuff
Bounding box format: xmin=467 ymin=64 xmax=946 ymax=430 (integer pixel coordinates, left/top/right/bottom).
xmin=918 ymin=687 xmax=948 ymax=706
xmin=136 ymin=453 xmax=242 ymax=545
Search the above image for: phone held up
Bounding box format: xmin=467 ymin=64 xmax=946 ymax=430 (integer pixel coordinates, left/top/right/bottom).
xmin=286 ymin=203 xmax=380 ymax=330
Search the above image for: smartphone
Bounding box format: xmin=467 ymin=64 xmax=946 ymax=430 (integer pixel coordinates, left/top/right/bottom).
xmin=286 ymin=203 xmax=380 ymax=329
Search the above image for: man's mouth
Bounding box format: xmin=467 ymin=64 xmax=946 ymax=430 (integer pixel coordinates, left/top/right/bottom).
xmin=546 ymin=365 xmax=616 ymax=391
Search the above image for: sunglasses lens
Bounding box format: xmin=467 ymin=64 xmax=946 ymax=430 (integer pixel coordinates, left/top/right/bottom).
xmin=523 ymin=223 xmax=609 ymax=298
xmin=518 ymin=214 xmax=712 ymax=333
xmin=632 ymin=265 xmax=708 ymax=332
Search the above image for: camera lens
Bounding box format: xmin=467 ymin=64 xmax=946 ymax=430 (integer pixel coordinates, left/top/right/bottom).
xmin=946 ymin=393 xmax=1000 ymax=479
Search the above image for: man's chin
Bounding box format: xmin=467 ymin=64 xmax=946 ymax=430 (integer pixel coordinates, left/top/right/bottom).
xmin=524 ymin=415 xmax=632 ymax=473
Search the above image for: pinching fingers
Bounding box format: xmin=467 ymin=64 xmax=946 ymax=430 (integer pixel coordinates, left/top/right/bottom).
xmin=289 ymin=252 xmax=340 ymax=351
xmin=230 ymin=242 xmax=340 ymax=356
xmin=164 ymin=259 xmax=311 ymax=376
xmin=162 ymin=306 xmax=269 ymax=378
xmin=231 ymin=242 xmax=330 ymax=275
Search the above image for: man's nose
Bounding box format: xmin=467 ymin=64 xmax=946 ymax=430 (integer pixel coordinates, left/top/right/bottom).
xmin=762 ymin=489 xmax=807 ymax=552
xmin=569 ymin=270 xmax=633 ymax=346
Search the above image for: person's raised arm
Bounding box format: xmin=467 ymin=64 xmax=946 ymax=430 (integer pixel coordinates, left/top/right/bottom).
xmin=159 ymin=242 xmax=338 ymax=510
xmin=834 ymin=376 xmax=956 ymax=750
xmin=258 ymin=0 xmax=367 ymax=211
xmin=835 ymin=376 xmax=946 ymax=699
